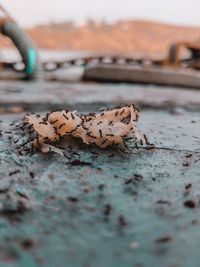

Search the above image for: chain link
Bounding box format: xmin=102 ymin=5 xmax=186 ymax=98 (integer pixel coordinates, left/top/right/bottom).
xmin=1 ymin=53 xmax=198 ymax=73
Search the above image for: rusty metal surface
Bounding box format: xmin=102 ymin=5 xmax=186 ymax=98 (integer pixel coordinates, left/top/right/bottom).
xmin=83 ymin=63 xmax=200 ymax=88
xmin=0 ymin=80 xmax=200 ymax=267
xmin=167 ymin=42 xmax=200 ymax=68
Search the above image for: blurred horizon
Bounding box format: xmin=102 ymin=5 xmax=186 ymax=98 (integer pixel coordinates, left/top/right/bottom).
xmin=1 ymin=0 xmax=200 ymax=27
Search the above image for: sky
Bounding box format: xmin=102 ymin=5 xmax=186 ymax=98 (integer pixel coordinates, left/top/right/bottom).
xmin=1 ymin=0 xmax=200 ymax=27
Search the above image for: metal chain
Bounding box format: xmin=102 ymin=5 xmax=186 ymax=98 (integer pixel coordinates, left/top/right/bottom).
xmin=0 ymin=53 xmax=197 ymax=73
xmin=43 ymin=55 xmax=148 ymax=71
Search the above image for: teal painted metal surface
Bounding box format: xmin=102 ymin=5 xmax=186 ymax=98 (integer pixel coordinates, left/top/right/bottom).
xmin=0 ymin=80 xmax=200 ymax=267
xmin=26 ymin=47 xmax=37 ymax=75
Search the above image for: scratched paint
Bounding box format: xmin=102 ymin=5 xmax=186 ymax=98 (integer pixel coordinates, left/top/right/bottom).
xmin=0 ymin=79 xmax=200 ymax=267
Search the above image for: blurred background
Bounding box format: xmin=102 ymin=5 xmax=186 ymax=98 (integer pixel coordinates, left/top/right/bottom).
xmin=1 ymin=0 xmax=200 ymax=55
